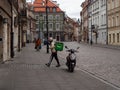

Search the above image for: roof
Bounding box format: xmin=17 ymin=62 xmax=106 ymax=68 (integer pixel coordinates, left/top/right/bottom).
xmin=33 ymin=0 xmax=63 ymax=12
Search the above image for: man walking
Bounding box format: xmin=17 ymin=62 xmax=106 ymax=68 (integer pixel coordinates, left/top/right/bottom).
xmin=46 ymin=37 xmax=60 ymax=67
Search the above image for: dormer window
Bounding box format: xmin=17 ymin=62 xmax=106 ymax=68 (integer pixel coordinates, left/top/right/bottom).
xmin=53 ymin=7 xmax=56 ymax=12
xmin=47 ymin=7 xmax=50 ymax=12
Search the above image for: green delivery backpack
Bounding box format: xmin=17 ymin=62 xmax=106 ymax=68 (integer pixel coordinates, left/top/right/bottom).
xmin=55 ymin=42 xmax=64 ymax=51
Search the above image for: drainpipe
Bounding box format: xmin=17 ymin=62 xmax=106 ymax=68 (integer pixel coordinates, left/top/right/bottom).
xmin=106 ymin=0 xmax=108 ymax=45
xmin=17 ymin=0 xmax=21 ymax=52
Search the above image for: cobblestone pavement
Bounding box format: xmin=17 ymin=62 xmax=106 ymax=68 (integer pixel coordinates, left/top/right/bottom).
xmin=0 ymin=43 xmax=119 ymax=90
xmin=59 ymin=42 xmax=120 ymax=88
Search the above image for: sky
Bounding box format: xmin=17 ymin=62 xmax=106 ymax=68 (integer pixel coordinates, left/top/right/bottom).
xmin=27 ymin=0 xmax=84 ymax=19
xmin=55 ymin=0 xmax=84 ymax=19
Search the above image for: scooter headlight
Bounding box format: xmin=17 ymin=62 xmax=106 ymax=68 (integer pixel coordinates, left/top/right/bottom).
xmin=70 ymin=54 xmax=76 ymax=60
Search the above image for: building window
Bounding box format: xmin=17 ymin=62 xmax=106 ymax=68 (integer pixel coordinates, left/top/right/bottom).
xmin=53 ymin=7 xmax=56 ymax=12
xmin=102 ymin=32 xmax=104 ymax=37
xmin=56 ymin=23 xmax=60 ymax=30
xmin=48 ymin=15 xmax=53 ymax=20
xmin=103 ymin=0 xmax=106 ymax=6
xmin=43 ymin=23 xmax=46 ymax=30
xmin=56 ymin=15 xmax=60 ymax=20
xmin=112 ymin=17 xmax=114 ymax=27
xmin=116 ymin=0 xmax=119 ymax=7
xmin=98 ymin=16 xmax=99 ymax=25
xmin=49 ymin=23 xmax=53 ymax=29
xmin=116 ymin=16 xmax=119 ymax=26
xmin=108 ymin=0 xmax=111 ymax=10
xmin=104 ymin=14 xmax=106 ymax=24
xmin=113 ymin=17 xmax=116 ymax=26
xmin=36 ymin=15 xmax=39 ymax=20
xmin=108 ymin=18 xmax=111 ymax=27
xmin=117 ymin=33 xmax=119 ymax=42
xmin=101 ymin=15 xmax=103 ymax=25
xmin=43 ymin=15 xmax=46 ymax=20
xmin=112 ymin=0 xmax=115 ymax=9
xmin=101 ymin=0 xmax=103 ymax=7
xmin=109 ymin=34 xmax=111 ymax=43
xmin=49 ymin=33 xmax=52 ymax=37
xmin=113 ymin=33 xmax=115 ymax=43
xmin=36 ymin=24 xmax=39 ymax=29
xmin=47 ymin=8 xmax=50 ymax=12
xmin=98 ymin=1 xmax=99 ymax=8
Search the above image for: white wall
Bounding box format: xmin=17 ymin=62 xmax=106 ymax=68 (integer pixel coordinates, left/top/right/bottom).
xmin=98 ymin=0 xmax=107 ymax=44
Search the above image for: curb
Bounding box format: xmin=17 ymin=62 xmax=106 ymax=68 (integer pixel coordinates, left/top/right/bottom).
xmin=79 ymin=42 xmax=120 ymax=50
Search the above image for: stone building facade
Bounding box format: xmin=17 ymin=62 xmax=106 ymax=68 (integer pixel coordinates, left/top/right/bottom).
xmin=64 ymin=16 xmax=80 ymax=41
xmin=98 ymin=0 xmax=107 ymax=44
xmin=27 ymin=3 xmax=36 ymax=43
xmin=0 ymin=0 xmax=12 ymax=61
xmin=0 ymin=0 xmax=27 ymax=62
xmin=64 ymin=16 xmax=74 ymax=41
xmin=33 ymin=0 xmax=65 ymax=41
xmin=88 ymin=0 xmax=107 ymax=44
xmin=81 ymin=0 xmax=89 ymax=43
xmin=107 ymin=0 xmax=120 ymax=45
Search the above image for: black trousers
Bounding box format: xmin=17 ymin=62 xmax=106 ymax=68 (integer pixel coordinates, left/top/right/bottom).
xmin=48 ymin=52 xmax=60 ymax=65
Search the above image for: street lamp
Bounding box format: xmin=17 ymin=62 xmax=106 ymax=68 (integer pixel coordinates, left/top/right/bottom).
xmin=38 ymin=14 xmax=40 ymax=38
xmin=38 ymin=14 xmax=42 ymax=39
xmin=11 ymin=0 xmax=14 ymax=58
xmin=44 ymin=0 xmax=49 ymax=53
xmin=39 ymin=14 xmax=43 ymax=40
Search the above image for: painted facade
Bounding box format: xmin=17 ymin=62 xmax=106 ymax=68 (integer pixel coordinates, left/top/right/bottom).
xmin=107 ymin=0 xmax=120 ymax=45
xmin=98 ymin=0 xmax=107 ymax=44
xmin=0 ymin=0 xmax=12 ymax=61
xmin=33 ymin=0 xmax=65 ymax=41
xmin=88 ymin=0 xmax=107 ymax=44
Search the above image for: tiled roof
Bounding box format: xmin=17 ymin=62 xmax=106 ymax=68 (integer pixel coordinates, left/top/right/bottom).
xmin=33 ymin=0 xmax=63 ymax=12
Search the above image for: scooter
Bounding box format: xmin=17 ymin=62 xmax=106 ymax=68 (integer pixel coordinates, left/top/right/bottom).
xmin=65 ymin=46 xmax=79 ymax=72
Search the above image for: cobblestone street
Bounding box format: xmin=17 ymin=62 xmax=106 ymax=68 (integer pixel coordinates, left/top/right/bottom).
xmin=0 ymin=43 xmax=119 ymax=90
xmin=59 ymin=42 xmax=120 ymax=88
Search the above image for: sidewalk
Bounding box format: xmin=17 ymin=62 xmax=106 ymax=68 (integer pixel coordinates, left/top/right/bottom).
xmin=4 ymin=43 xmax=65 ymax=67
xmin=79 ymin=42 xmax=120 ymax=50
xmin=0 ymin=44 xmax=65 ymax=90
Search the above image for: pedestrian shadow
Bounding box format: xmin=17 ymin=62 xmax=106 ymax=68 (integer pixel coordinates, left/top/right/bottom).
xmin=60 ymin=65 xmax=78 ymax=73
xmin=60 ymin=66 xmax=70 ymax=73
xmin=61 ymin=68 xmax=77 ymax=73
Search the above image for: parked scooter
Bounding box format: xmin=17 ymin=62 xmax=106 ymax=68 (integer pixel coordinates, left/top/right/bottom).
xmin=65 ymin=46 xmax=79 ymax=72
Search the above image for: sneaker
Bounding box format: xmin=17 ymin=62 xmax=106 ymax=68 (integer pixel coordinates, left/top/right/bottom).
xmin=45 ymin=63 xmax=50 ymax=67
xmin=56 ymin=64 xmax=60 ymax=67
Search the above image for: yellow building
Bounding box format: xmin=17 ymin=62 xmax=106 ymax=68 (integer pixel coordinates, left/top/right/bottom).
xmin=107 ymin=0 xmax=120 ymax=45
